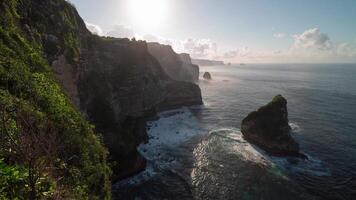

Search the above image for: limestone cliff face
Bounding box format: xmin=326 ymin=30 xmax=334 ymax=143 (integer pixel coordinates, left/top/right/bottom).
xmin=179 ymin=53 xmax=192 ymax=64
xmin=77 ymin=37 xmax=203 ymax=178
xmin=147 ymin=42 xmax=199 ymax=82
xmin=18 ymin=0 xmax=203 ymax=180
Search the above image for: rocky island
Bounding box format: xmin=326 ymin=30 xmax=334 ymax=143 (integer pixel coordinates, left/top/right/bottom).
xmin=203 ymin=72 xmax=212 ymax=80
xmin=241 ymin=95 xmax=305 ymax=158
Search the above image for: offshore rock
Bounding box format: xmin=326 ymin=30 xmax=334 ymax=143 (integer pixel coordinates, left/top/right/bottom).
xmin=203 ymin=72 xmax=212 ymax=80
xmin=241 ymin=95 xmax=304 ymax=157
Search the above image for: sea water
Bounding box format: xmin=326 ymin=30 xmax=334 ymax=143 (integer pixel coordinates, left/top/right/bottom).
xmin=113 ymin=64 xmax=356 ymax=200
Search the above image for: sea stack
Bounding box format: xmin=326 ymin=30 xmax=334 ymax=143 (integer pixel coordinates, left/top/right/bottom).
xmin=203 ymin=72 xmax=212 ymax=80
xmin=241 ymin=95 xmax=303 ymax=157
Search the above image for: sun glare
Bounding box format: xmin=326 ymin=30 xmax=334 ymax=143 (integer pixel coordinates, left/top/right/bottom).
xmin=128 ymin=0 xmax=169 ymax=31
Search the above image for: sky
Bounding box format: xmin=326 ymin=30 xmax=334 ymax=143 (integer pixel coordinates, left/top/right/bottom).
xmin=69 ymin=0 xmax=356 ymax=63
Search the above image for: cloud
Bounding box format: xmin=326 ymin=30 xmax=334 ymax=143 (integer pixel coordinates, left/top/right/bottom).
xmin=223 ymin=47 xmax=250 ymax=59
xmin=107 ymin=25 xmax=135 ymax=39
xmin=337 ymin=43 xmax=356 ymax=57
xmin=181 ymin=39 xmax=217 ymax=58
xmin=223 ymin=50 xmax=238 ymax=58
xmin=85 ymin=22 xmax=103 ymax=36
xmin=142 ymin=34 xmax=173 ymax=46
xmin=83 ymin=23 xmax=356 ymax=63
xmin=274 ymin=33 xmax=286 ymax=39
xmin=292 ymin=28 xmax=333 ymax=50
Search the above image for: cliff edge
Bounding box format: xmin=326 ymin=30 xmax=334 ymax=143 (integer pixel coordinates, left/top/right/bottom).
xmin=147 ymin=42 xmax=199 ymax=83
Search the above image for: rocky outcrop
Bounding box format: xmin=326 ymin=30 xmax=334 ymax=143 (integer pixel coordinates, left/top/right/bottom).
xmin=147 ymin=42 xmax=199 ymax=82
xmin=241 ymin=95 xmax=303 ymax=157
xmin=203 ymin=72 xmax=212 ymax=80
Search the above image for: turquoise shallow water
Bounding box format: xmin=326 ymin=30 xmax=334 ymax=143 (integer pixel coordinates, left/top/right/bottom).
xmin=114 ymin=64 xmax=356 ymax=200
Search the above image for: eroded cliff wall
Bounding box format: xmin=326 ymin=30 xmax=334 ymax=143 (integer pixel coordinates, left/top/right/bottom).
xmin=148 ymin=42 xmax=200 ymax=83
xmin=78 ymin=36 xmax=202 ymax=178
xmin=24 ymin=1 xmax=203 ymax=179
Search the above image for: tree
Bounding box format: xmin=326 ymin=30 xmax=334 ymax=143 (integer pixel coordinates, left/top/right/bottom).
xmin=0 ymin=103 xmax=64 ymax=199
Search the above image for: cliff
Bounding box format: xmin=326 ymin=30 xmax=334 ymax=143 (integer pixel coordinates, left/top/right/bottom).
xmin=147 ymin=42 xmax=199 ymax=82
xmin=0 ymin=0 xmax=110 ymax=198
xmin=179 ymin=53 xmax=192 ymax=64
xmin=79 ymin=37 xmax=202 ymax=179
xmin=192 ymin=58 xmax=225 ymax=66
xmin=0 ymin=0 xmax=202 ymax=198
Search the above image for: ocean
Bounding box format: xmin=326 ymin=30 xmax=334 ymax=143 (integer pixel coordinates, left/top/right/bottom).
xmin=113 ymin=64 xmax=356 ymax=200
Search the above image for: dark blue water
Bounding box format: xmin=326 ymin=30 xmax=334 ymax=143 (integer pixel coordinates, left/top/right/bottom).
xmin=114 ymin=64 xmax=356 ymax=200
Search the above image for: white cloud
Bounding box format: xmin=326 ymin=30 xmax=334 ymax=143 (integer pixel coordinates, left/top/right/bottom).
xmin=292 ymin=28 xmax=333 ymax=50
xmin=83 ymin=23 xmax=356 ymax=63
xmin=223 ymin=47 xmax=250 ymax=59
xmin=142 ymin=34 xmax=173 ymax=46
xmin=274 ymin=33 xmax=286 ymax=39
xmin=85 ymin=22 xmax=103 ymax=36
xmin=223 ymin=50 xmax=238 ymax=58
xmin=337 ymin=43 xmax=356 ymax=57
xmin=181 ymin=38 xmax=217 ymax=58
xmin=107 ymin=25 xmax=135 ymax=39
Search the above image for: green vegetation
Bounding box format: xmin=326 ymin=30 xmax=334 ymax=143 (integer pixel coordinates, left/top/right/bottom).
xmin=271 ymin=95 xmax=285 ymax=104
xmin=0 ymin=0 xmax=111 ymax=199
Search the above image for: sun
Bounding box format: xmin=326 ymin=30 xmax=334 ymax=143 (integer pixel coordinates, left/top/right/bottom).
xmin=128 ymin=0 xmax=169 ymax=31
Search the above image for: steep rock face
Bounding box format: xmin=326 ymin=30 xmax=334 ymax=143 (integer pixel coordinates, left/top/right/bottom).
xmin=147 ymin=42 xmax=199 ymax=82
xmin=78 ymin=36 xmax=203 ymax=179
xmin=241 ymin=95 xmax=302 ymax=157
xmin=179 ymin=53 xmax=192 ymax=64
xmin=11 ymin=0 xmax=203 ymax=180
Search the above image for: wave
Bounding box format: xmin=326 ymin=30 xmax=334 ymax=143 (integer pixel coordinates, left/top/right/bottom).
xmin=289 ymin=122 xmax=302 ymax=133
xmin=139 ymin=107 xmax=203 ymax=160
xmin=210 ymin=128 xmax=331 ymax=177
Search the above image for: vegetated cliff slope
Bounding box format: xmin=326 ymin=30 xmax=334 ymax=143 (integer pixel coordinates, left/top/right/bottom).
xmin=0 ymin=1 xmax=203 ymax=198
xmin=148 ymin=42 xmax=200 ymax=82
xmin=0 ymin=0 xmax=111 ymax=199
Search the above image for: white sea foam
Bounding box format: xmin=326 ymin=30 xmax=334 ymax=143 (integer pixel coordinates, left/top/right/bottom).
xmin=210 ymin=128 xmax=272 ymax=166
xmin=211 ymin=128 xmax=330 ymax=177
xmin=139 ymin=107 xmax=203 ymax=159
xmin=270 ymin=154 xmax=331 ymax=177
xmin=118 ymin=107 xmax=204 ymax=183
xmin=289 ymin=122 xmax=302 ymax=133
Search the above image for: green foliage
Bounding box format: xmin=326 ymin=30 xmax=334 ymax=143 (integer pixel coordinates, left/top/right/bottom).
xmin=0 ymin=159 xmax=57 ymax=200
xmin=0 ymin=0 xmax=111 ymax=199
xmin=0 ymin=159 xmax=27 ymax=199
xmin=272 ymin=94 xmax=285 ymax=103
